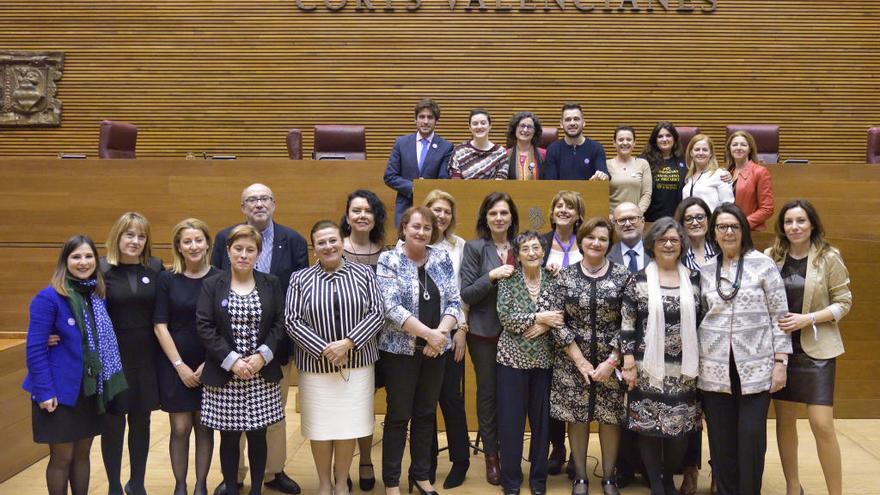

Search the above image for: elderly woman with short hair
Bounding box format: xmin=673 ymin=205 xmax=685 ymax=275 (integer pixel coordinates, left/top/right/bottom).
xmin=621 ymin=218 xmax=702 ymax=495
xmin=496 ymin=230 xmax=563 ymax=495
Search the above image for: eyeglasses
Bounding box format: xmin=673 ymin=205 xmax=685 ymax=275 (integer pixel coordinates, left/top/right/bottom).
xmin=656 ymin=237 xmax=681 ymax=246
xmin=243 ymin=195 xmax=274 ymax=206
xmin=715 ymin=224 xmax=741 ymax=233
xmin=518 ymin=124 xmax=535 ymax=130
xmin=615 ymin=216 xmax=642 ymax=226
xmin=683 ymin=214 xmax=707 ymax=224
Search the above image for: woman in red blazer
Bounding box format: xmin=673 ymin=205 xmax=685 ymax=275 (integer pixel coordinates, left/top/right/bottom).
xmin=726 ymin=130 xmax=775 ymax=231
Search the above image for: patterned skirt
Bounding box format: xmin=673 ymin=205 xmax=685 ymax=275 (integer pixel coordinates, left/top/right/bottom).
xmin=201 ymin=374 xmax=283 ymax=431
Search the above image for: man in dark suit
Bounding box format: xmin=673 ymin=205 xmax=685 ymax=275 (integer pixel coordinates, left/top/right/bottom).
xmin=608 ymin=201 xmax=647 ymax=489
xmin=211 ymin=183 xmax=307 ymax=495
xmin=383 ymin=98 xmax=455 ymax=224
xmin=608 ymin=201 xmax=647 ymax=272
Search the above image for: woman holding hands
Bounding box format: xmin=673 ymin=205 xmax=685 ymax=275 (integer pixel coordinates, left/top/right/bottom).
xmin=197 ymin=225 xmax=287 ymax=495
xmin=376 ymin=206 xmax=462 ymax=495
xmin=287 ymin=220 xmax=385 ymax=495
xmin=154 ymin=219 xmax=218 ymax=495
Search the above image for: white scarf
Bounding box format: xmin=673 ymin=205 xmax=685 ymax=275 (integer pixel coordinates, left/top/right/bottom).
xmin=643 ymin=261 xmax=699 ymax=389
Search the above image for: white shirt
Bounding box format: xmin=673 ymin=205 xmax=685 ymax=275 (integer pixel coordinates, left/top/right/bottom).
xmin=415 ymin=132 xmax=435 ymax=175
xmin=546 ymin=248 xmax=583 ymax=268
xmin=683 ymin=168 xmax=734 ymax=212
xmin=618 ymin=240 xmax=646 ymax=271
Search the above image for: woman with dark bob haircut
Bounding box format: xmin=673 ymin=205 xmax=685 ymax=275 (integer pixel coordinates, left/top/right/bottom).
xmin=765 ymin=199 xmax=851 ymax=495
xmin=24 ymin=235 xmax=126 ymax=495
xmin=460 ymin=191 xmax=520 ymax=485
xmin=621 ymin=218 xmax=702 ymax=495
xmin=699 ymin=203 xmax=790 ymax=495
xmin=505 ymin=111 xmax=546 ymax=180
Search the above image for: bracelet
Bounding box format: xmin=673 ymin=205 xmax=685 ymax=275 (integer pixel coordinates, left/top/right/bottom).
xmin=172 ymin=359 xmax=184 ymax=368
xmin=606 ymin=356 xmax=618 ymax=367
xmin=774 ymin=357 xmax=788 ymax=366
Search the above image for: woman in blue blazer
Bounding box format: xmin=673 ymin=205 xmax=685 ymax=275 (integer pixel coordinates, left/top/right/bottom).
xmin=23 ymin=235 xmax=127 ymax=495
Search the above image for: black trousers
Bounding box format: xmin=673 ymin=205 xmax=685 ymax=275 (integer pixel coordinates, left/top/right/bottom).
xmin=496 ymin=364 xmax=551 ymax=492
xmin=702 ymin=359 xmax=771 ymax=495
xmin=432 ymin=344 xmax=471 ymax=465
xmin=467 ymin=334 xmax=499 ymax=455
xmin=381 ymin=350 xmax=446 ymax=487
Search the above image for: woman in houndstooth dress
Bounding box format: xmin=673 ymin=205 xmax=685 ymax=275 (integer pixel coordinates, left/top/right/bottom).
xmin=197 ymin=225 xmax=287 ymax=495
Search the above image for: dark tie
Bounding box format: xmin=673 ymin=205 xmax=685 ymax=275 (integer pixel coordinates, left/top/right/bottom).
xmin=418 ymin=138 xmax=430 ymax=174
xmin=626 ymin=249 xmax=638 ymax=273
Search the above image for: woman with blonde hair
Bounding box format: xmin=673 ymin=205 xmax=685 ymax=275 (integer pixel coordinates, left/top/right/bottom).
xmin=766 ymin=199 xmax=851 ymax=495
xmin=422 ymin=189 xmax=471 ymax=488
xmin=101 ymin=211 xmax=165 ymax=495
xmin=682 ymin=134 xmax=733 ymax=212
xmin=154 ymin=218 xmax=218 ymax=495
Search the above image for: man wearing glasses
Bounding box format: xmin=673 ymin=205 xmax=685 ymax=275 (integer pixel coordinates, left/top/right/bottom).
xmin=607 ymin=201 xmax=646 ymax=488
xmin=608 ymin=202 xmax=646 ymax=274
xmin=211 ymin=183 xmax=308 ymax=495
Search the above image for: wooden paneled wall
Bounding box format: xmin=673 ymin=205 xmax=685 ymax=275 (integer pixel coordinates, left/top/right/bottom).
xmin=0 ymin=1 xmax=878 ymax=161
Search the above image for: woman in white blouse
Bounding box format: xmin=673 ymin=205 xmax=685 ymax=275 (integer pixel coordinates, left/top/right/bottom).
xmin=682 ymin=134 xmax=733 ymax=212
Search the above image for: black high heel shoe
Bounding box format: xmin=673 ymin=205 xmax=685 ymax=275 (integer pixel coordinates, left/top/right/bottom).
xmin=571 ymin=478 xmax=588 ymax=495
xmin=408 ymin=475 xmax=439 ymax=495
xmin=359 ymin=463 xmax=376 ymax=491
xmin=601 ymin=477 xmax=620 ymax=495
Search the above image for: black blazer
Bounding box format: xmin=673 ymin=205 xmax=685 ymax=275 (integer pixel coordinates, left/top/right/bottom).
xmin=196 ymin=270 xmax=286 ymax=387
xmin=459 ymin=238 xmax=505 ymax=338
xmin=211 ymin=221 xmax=308 ymax=298
xmin=212 ymin=221 xmax=307 ymax=365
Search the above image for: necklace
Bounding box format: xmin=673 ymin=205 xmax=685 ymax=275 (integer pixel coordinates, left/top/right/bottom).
xmin=417 ymin=266 xmax=431 ymax=301
xmin=716 ymin=254 xmax=744 ymax=301
xmin=495 ymin=241 xmax=510 ymax=261
xmin=525 ymin=272 xmax=542 ymax=299
xmin=346 ymin=237 xmax=374 ymax=257
xmin=581 ymin=258 xmax=607 ymax=275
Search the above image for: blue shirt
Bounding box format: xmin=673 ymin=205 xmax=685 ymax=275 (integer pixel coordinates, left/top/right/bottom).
xmin=540 ymin=137 xmax=608 ymax=180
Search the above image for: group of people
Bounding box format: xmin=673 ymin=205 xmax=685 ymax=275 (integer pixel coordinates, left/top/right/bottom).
xmin=23 ymin=97 xmax=850 ymax=495
xmin=383 ymin=99 xmax=774 ymax=233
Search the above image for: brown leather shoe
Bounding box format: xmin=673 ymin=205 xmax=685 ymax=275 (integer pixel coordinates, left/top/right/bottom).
xmin=485 ymin=453 xmax=501 ymax=486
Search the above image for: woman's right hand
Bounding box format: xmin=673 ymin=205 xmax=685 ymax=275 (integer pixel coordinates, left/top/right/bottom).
xmin=39 ymin=397 xmax=58 ymax=413
xmin=424 ymin=327 xmax=448 ymax=354
xmin=176 ymin=363 xmax=200 ymax=388
xmin=231 ymin=358 xmax=254 ymax=380
xmin=576 ymin=361 xmax=594 ymax=385
xmin=621 ymin=355 xmax=637 ymax=390
xmin=489 ymin=264 xmax=515 ymax=282
xmin=47 ymin=334 xmax=61 ymax=347
xmin=536 ymin=310 xmax=564 ymax=328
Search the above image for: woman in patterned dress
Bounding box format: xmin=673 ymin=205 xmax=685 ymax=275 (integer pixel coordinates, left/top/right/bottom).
xmin=496 ymin=231 xmax=562 ymax=495
xmin=197 ymin=225 xmax=287 ymax=495
xmin=621 ymin=218 xmax=702 ymax=495
xmin=538 ymin=217 xmax=630 ymax=495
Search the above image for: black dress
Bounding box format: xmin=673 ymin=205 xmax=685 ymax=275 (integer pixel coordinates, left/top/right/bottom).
xmin=772 ymin=255 xmax=836 ymax=405
xmin=101 ymin=257 xmax=163 ymax=414
xmin=153 ymin=267 xmax=218 ymax=413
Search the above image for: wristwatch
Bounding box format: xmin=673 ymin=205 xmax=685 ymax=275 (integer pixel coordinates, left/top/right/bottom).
xmin=774 ymin=357 xmax=788 ymax=366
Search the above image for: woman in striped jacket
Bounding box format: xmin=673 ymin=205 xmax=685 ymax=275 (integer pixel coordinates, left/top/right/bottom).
xmin=285 ymin=220 xmax=386 ymax=495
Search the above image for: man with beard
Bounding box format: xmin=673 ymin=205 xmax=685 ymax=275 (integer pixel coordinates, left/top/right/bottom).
xmin=540 ymin=102 xmax=609 ymax=181
xmin=384 ymin=98 xmax=455 ymax=224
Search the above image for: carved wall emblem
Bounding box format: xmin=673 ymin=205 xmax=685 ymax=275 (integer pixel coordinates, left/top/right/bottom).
xmin=1 ymin=51 xmax=64 ymax=126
